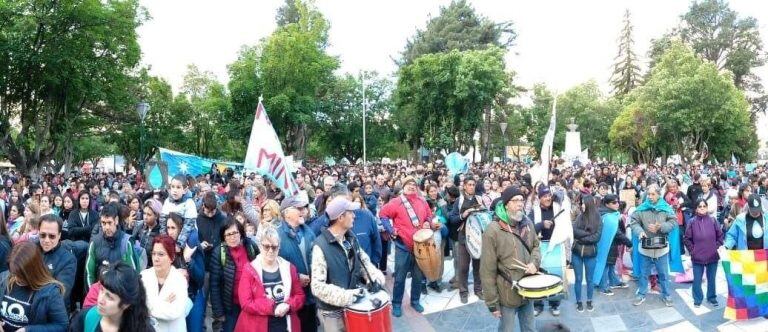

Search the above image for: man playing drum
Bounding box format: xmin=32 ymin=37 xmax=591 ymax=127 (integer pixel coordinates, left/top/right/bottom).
xmin=480 ymin=186 xmax=540 ymax=332
xmin=448 ymin=176 xmax=484 ymax=303
xmin=379 ymin=176 xmax=439 ymax=317
xmin=311 ymin=197 xmax=386 ymax=332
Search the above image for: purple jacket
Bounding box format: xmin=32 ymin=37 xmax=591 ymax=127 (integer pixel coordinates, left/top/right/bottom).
xmin=683 ymin=214 xmax=724 ymax=265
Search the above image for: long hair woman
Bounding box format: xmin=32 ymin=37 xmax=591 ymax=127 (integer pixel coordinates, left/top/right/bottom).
xmin=571 ymin=195 xmax=603 ymax=313
xmin=0 ymin=241 xmax=68 ymax=331
xmin=69 ymin=262 xmax=154 ymax=332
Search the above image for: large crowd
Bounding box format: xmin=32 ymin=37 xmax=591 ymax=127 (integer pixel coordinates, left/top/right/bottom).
xmin=0 ymin=159 xmax=766 ymax=332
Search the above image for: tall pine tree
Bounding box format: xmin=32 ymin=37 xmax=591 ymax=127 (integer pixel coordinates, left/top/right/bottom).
xmin=610 ymin=9 xmax=641 ymax=97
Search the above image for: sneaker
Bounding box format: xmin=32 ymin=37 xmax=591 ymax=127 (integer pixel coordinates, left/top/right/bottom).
xmin=576 ymin=302 xmax=584 ymax=312
xmin=610 ymin=282 xmax=629 ymax=289
xmin=633 ymin=295 xmax=646 ymax=306
xmin=393 ymin=305 xmax=402 ymax=317
xmin=600 ymin=289 xmax=615 ymax=296
xmin=708 ymin=300 xmax=719 ymax=308
xmin=662 ymin=297 xmax=673 ymax=307
xmin=411 ymin=302 xmax=424 ymax=313
xmin=460 ymin=293 xmax=468 ymax=304
xmin=533 ymin=308 xmax=542 ymax=317
xmin=586 ymin=301 xmax=594 ymax=312
xmin=421 ymin=287 xmax=428 ymax=295
xmin=694 ymin=303 xmax=701 ymax=308
xmin=551 ymin=307 xmax=561 ymax=316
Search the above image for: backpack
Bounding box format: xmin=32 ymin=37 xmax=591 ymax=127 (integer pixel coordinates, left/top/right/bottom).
xmin=219 ymin=242 xmax=257 ymax=267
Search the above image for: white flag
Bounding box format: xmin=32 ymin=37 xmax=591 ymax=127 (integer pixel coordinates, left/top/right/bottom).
xmin=243 ymin=99 xmax=299 ymax=197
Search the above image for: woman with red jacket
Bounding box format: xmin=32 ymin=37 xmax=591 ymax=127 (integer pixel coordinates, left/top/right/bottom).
xmin=236 ymin=225 xmax=305 ymax=332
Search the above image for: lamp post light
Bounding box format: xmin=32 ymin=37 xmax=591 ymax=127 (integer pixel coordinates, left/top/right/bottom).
xmin=136 ymin=101 xmax=150 ymax=174
xmin=499 ymin=122 xmax=508 ymax=162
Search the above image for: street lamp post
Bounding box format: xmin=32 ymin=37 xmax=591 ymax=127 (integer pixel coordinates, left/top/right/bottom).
xmin=136 ymin=101 xmax=150 ymax=174
xmin=499 ymin=122 xmax=507 ymax=162
xmin=420 ymin=137 xmax=425 ymax=164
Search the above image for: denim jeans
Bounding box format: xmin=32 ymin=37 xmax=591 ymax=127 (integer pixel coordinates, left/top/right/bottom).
xmin=692 ymin=262 xmax=718 ymax=305
xmin=637 ymin=253 xmax=670 ymax=298
xmin=572 ymin=253 xmax=596 ymax=302
xmin=393 ymin=246 xmax=423 ymax=306
xmin=599 ymin=264 xmax=622 ymax=292
xmin=498 ymin=301 xmax=535 ymax=332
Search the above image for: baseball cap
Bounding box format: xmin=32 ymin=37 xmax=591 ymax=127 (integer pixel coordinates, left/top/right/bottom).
xmin=325 ymin=197 xmax=360 ymax=220
xmin=538 ymin=186 xmax=551 ymax=197
xmin=747 ymin=194 xmax=763 ymax=215
xmin=279 ymin=195 xmax=309 ymax=212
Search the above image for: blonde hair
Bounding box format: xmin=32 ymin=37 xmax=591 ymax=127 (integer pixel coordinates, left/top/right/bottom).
xmin=261 ymin=199 xmax=280 ymax=221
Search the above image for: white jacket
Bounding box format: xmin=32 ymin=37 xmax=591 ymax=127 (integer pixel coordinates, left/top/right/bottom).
xmin=141 ymin=266 xmax=191 ymax=332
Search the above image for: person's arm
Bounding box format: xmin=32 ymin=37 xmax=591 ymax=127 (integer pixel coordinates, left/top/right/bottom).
xmin=238 ymin=268 xmax=276 ymax=315
xmin=188 ymin=251 xmax=206 ymax=288
xmin=724 ymin=219 xmax=739 ymax=249
xmin=658 ymin=213 xmax=676 ymax=234
xmin=56 ymin=253 xmax=77 ymax=303
xmin=358 ymin=250 xmax=385 ymax=285
xmin=147 ymin=270 xmax=189 ymax=320
xmin=310 ymin=246 xmax=357 ymax=307
xmin=629 ymin=211 xmax=646 ymax=238
xmin=209 ymin=247 xmax=225 ymax=318
xmin=285 ymin=265 xmax=306 ymax=313
xmin=448 ymin=200 xmax=461 ymax=225
xmin=242 ymin=199 xmax=260 ymax=225
xmin=683 ymin=221 xmax=694 ymax=254
xmin=85 ymin=242 xmax=97 ymax=287
xmin=529 ymin=231 xmax=542 ymax=267
xmin=479 ymin=226 xmax=499 ymax=313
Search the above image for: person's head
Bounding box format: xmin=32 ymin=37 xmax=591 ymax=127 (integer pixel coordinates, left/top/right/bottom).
xmin=142 ymin=199 xmax=162 ymax=226
xmin=501 ymin=186 xmax=525 ymax=218
xmin=602 ymin=194 xmax=620 ymax=212
xmin=9 ymin=203 xmax=22 ymax=220
xmin=364 ymin=182 xmax=373 ymax=195
xmin=202 ymin=191 xmax=218 ymax=218
xmin=323 ymin=176 xmax=335 ymax=192
xmin=261 ymin=199 xmax=280 ymax=221
xmin=747 ymin=194 xmax=763 ymax=218
xmin=88 ymin=181 xmax=100 ymax=196
xmin=257 ymin=225 xmax=280 ymax=264
xmin=127 ymin=196 xmax=140 ymax=212
xmin=53 ymin=195 xmax=63 ymax=208
xmin=700 ymin=178 xmax=712 ymax=193
xmin=24 ymin=201 xmax=39 ymax=220
xmin=38 ymin=214 xmax=63 ymax=253
xmin=77 ymin=190 xmax=90 ymax=210
xmin=99 ymin=202 xmax=121 ymax=238
xmin=326 ymin=197 xmax=360 ymax=231
xmin=402 ymin=176 xmax=418 ymax=195
xmin=463 ymin=177 xmax=477 ymax=196
xmin=7 ymin=241 xmax=63 ymax=294
xmin=150 ymin=235 xmax=176 ymax=270
xmin=694 ymin=198 xmax=709 ymax=217
xmin=169 ymin=174 xmax=188 ymax=201
xmin=739 ymin=184 xmax=752 ymax=199
xmin=538 ymin=186 xmax=553 ymax=208
xmin=376 ymin=174 xmax=386 ymax=186
xmin=244 ymin=222 xmax=257 ymax=238
xmin=347 ymin=182 xmax=361 ymax=195
xmin=220 ymin=218 xmax=245 ymax=248
xmin=580 ymin=195 xmax=601 ymax=226
xmin=646 ymin=184 xmax=661 ymax=204
xmin=98 ymin=262 xmax=151 ymax=330
xmin=166 ymin=213 xmax=183 ymax=241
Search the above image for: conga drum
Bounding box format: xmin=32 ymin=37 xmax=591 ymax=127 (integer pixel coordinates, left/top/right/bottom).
xmin=413 ymin=229 xmax=441 ymax=281
xmin=344 ymin=290 xmax=392 ymax=332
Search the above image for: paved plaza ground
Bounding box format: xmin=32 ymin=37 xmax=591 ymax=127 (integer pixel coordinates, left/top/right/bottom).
xmin=383 ymin=254 xmax=768 ymax=332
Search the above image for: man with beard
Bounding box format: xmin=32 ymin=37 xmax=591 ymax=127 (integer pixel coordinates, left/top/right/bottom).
xmin=85 ymin=202 xmax=139 ymax=286
xmin=480 ymin=187 xmax=539 ymax=332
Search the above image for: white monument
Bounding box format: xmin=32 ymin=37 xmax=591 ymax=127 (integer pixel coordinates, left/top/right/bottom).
xmin=564 ymin=117 xmax=582 ymax=163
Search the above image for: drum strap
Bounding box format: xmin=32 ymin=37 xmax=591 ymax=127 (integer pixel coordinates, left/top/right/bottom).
xmin=400 ymin=195 xmax=421 ymax=227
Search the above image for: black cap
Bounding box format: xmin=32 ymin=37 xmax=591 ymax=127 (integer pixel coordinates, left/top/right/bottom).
xmin=747 ymin=194 xmax=763 ymax=215
xmin=501 ymin=186 xmax=524 ymax=206
xmin=602 ymin=194 xmax=619 ymax=205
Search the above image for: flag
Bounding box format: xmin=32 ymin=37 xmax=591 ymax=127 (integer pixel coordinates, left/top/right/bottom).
xmin=722 ymin=249 xmax=768 ymax=320
xmin=530 ymin=92 xmax=557 ymax=187
xmin=159 ymin=147 xmax=242 ymax=178
xmin=732 ymin=153 xmax=738 ymax=165
xmin=243 ymin=99 xmax=299 ymax=197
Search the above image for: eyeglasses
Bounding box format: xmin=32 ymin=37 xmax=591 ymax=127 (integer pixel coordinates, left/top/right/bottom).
xmin=697 ymin=205 xmax=707 ymax=209
xmin=262 ymin=244 xmax=279 ymax=252
xmin=224 ymin=231 xmax=240 ymax=238
xmin=39 ymin=233 xmax=57 ymax=240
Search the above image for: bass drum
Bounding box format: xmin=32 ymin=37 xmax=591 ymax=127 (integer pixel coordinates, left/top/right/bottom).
xmin=466 ymin=211 xmax=493 ymax=259
xmin=344 ymin=290 xmax=392 ymax=332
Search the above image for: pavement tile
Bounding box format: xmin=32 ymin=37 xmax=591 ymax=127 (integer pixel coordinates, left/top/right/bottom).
xmin=647 ymin=307 xmax=684 ymax=325
xmin=590 ymin=314 xmax=628 ymax=332
xmin=622 ymin=311 xmax=656 ymax=330
xmin=653 ymin=320 xmax=701 ymax=332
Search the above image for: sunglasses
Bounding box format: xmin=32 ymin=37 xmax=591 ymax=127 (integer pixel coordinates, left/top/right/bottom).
xmin=39 ymin=233 xmax=57 ymax=240
xmin=262 ymin=244 xmax=279 ymax=252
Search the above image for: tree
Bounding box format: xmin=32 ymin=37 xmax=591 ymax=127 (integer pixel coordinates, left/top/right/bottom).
xmin=611 ymin=42 xmax=757 ymax=163
xmin=261 ymin=0 xmax=338 ymax=158
xmin=649 ymin=0 xmax=766 ymax=115
xmin=399 ymin=0 xmax=516 ymax=65
xmin=226 ymin=45 xmax=263 ymax=146
xmin=394 ymin=47 xmax=511 ymax=154
xmin=610 ymin=10 xmax=641 ymax=97
xmin=0 ymin=0 xmax=145 ymax=177
xmin=276 ymin=0 xmax=301 ymax=26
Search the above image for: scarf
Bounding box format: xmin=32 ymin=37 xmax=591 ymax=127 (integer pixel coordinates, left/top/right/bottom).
xmin=631 ymin=196 xmax=683 ymax=273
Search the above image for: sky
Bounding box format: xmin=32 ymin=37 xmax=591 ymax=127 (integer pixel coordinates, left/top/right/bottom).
xmin=137 ymin=0 xmax=768 ymax=145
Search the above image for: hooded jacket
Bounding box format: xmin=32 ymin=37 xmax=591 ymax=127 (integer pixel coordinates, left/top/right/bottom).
xmin=683 ymin=213 xmax=723 ymax=264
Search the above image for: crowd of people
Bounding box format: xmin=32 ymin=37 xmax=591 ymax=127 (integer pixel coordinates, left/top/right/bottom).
xmin=0 ymin=159 xmax=766 ymax=332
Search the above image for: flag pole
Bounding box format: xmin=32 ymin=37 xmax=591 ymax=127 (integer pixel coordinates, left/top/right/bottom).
xmin=361 ymin=71 xmax=367 ymax=169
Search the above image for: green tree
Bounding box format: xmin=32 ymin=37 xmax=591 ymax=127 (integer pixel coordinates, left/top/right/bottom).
xmin=226 ymin=45 xmax=263 ymax=145
xmin=612 ymin=42 xmax=757 ymax=163
xmin=0 ymin=0 xmax=145 ymax=177
xmin=556 ymin=81 xmax=620 ymax=159
xmin=610 ymin=10 xmax=641 ymax=97
xmin=276 ymin=0 xmax=301 ymax=26
xmin=260 ymin=0 xmax=338 ymax=158
xmin=394 ymin=47 xmax=511 ymax=154
xmin=399 ymin=0 xmax=515 ymax=65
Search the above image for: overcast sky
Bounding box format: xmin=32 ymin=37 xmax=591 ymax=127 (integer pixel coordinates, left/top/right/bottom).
xmin=137 ymin=0 xmax=768 ymax=144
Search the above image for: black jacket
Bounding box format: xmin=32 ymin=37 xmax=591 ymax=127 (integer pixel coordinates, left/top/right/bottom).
xmin=64 ymin=209 xmax=99 ymax=242
xmin=42 ymin=242 xmax=77 ymax=307
xmin=209 ymin=239 xmax=259 ymax=317
xmin=197 ymin=209 xmax=227 ymax=271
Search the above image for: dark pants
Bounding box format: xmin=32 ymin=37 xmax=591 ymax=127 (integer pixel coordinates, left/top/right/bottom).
xmin=299 ymin=303 xmax=319 ymax=332
xmin=454 ymin=240 xmax=482 ymax=295
xmin=220 ymin=304 xmax=240 ymax=332
xmin=692 ymin=262 xmax=718 ymax=305
xmin=379 ymin=236 xmax=390 ymax=273
xmin=533 ymin=299 xmax=560 ymax=311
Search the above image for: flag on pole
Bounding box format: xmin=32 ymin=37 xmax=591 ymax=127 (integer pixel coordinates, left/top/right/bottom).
xmin=530 ymin=92 xmax=557 ymax=187
xmin=243 ymin=99 xmax=299 ymax=197
xmin=731 ymin=153 xmax=738 ymax=165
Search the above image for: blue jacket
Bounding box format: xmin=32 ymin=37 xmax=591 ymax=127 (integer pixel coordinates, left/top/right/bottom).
xmin=725 ymin=213 xmax=768 ymax=250
xmin=0 ymin=272 xmax=69 ymax=332
xmin=363 ymin=194 xmax=378 ymax=215
xmin=308 ymin=209 xmax=382 ymax=264
xmin=277 ymin=221 xmax=317 ymax=304
xmin=42 ymin=243 xmax=77 ymax=308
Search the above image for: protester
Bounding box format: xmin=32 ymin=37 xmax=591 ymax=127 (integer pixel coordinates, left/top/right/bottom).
xmin=724 ymin=194 xmax=767 ymax=250
xmin=166 ymin=213 xmax=206 ymax=332
xmin=141 ymin=235 xmax=190 ymax=331
xmin=571 ymin=195 xmax=602 ymax=312
xmin=85 ymin=203 xmax=139 ymax=286
xmin=683 ymin=198 xmax=723 ymax=308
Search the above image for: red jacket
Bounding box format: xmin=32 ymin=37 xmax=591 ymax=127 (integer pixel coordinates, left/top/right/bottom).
xmin=235 ymin=256 xmax=305 ymax=332
xmin=379 ymin=193 xmax=433 ymax=251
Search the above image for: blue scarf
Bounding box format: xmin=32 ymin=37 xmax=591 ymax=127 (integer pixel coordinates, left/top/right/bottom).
xmin=631 ymin=197 xmax=684 ymax=275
